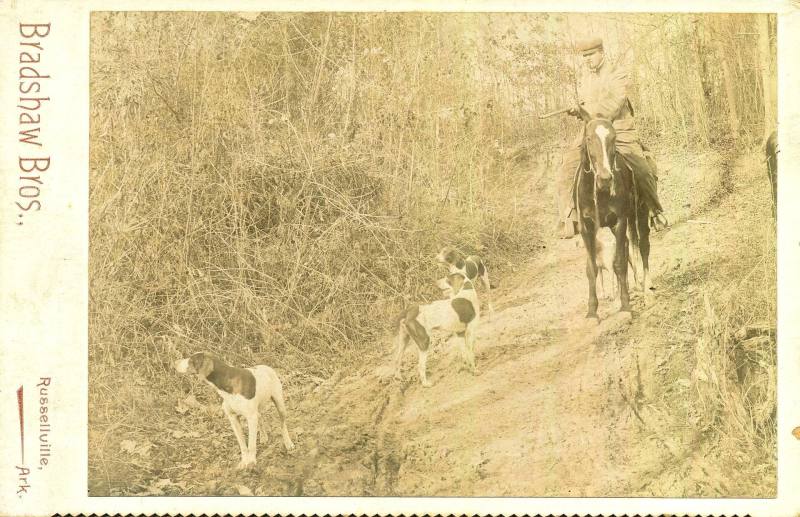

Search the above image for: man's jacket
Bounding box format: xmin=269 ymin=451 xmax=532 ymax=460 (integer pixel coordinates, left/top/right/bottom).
xmin=577 ymin=58 xmax=635 ymax=132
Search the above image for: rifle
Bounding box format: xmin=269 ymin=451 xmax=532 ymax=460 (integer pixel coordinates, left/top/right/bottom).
xmin=538 ymin=107 xmax=574 ymax=119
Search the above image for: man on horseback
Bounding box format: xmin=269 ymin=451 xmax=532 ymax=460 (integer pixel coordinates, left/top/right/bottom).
xmin=557 ymin=36 xmax=669 ymax=239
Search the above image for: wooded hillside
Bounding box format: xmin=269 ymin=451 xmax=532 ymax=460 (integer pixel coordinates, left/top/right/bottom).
xmin=90 ymin=12 xmax=775 ymax=377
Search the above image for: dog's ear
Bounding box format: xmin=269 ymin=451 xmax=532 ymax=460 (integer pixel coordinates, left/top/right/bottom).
xmin=448 ymin=273 xmax=465 ymax=292
xmin=190 ymin=353 xmax=214 ymax=378
xmin=198 ymin=355 xmax=214 ymax=377
xmin=443 ymin=247 xmax=459 ymax=265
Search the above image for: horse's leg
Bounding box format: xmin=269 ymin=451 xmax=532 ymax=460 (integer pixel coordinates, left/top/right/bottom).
xmin=770 ymin=172 xmax=778 ymax=218
xmin=638 ymin=202 xmax=651 ymax=306
xmin=606 ymin=226 xmax=624 ymax=299
xmin=613 ymin=217 xmax=632 ymax=312
xmin=594 ymin=235 xmax=606 ymax=300
xmin=768 ymin=166 xmax=777 ymax=219
xmin=628 ymin=242 xmax=641 ymax=290
xmin=581 ymin=223 xmax=600 ymax=319
xmin=766 ymin=132 xmax=778 ymax=219
xmin=622 ymin=159 xmax=641 ymax=292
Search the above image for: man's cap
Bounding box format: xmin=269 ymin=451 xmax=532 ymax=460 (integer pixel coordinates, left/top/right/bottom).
xmin=576 ymin=37 xmax=603 ymax=55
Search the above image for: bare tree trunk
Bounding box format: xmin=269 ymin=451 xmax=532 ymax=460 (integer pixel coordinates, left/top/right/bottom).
xmin=689 ymin=15 xmax=709 ymax=145
xmin=690 ymin=16 xmax=710 ymax=146
xmin=757 ymin=14 xmax=777 ymax=140
xmin=713 ymin=16 xmax=741 ymax=138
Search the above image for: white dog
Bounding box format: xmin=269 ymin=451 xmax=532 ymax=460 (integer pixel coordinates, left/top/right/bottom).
xmin=394 ymin=272 xmax=480 ymax=387
xmin=174 ymin=352 xmax=295 ymax=469
xmin=436 ymin=246 xmax=494 ymax=315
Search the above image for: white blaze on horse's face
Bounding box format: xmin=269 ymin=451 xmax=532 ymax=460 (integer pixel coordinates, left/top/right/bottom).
xmin=594 ymin=124 xmax=612 ymax=180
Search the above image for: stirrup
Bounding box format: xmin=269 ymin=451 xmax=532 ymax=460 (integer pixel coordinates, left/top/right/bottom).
xmin=650 ymin=213 xmax=669 ymax=231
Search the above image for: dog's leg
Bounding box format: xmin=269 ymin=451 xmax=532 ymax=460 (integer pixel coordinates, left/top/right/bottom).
xmin=243 ymin=413 xmax=258 ymax=468
xmin=465 ymin=327 xmax=477 ymax=375
xmin=481 ymin=272 xmax=495 ymax=316
xmin=597 ymin=265 xmax=606 ymax=300
xmin=394 ymin=325 xmax=410 ymax=381
xmin=271 ymin=389 xmax=295 ymax=451
xmin=417 ymin=347 xmax=432 ymax=387
xmin=455 ymin=334 xmax=467 ymax=372
xmin=223 ymin=403 xmax=249 ymax=469
xmin=257 ymin=413 xmax=268 ymax=446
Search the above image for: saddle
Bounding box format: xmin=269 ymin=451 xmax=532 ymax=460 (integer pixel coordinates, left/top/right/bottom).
xmin=568 ymin=144 xmax=665 ymax=230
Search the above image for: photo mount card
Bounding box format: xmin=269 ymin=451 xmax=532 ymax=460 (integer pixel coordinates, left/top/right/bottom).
xmin=0 ymin=1 xmax=798 ymax=516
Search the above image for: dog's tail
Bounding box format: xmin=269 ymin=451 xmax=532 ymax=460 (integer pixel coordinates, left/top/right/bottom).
xmin=394 ymin=305 xmax=420 ymax=328
xmin=394 ymin=305 xmax=430 ymax=350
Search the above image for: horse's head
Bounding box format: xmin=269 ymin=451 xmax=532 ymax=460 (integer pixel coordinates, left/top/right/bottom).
xmin=584 ymin=118 xmax=617 ymax=193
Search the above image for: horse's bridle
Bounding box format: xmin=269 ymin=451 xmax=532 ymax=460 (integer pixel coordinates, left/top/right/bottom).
xmin=575 ymin=119 xmax=617 ymax=236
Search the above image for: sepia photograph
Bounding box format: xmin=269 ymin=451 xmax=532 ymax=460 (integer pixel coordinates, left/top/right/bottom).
xmin=87 ymin=11 xmax=777 ymax=497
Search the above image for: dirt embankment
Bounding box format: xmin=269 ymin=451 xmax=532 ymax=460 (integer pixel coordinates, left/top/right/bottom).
xmin=90 ymin=150 xmax=775 ymax=497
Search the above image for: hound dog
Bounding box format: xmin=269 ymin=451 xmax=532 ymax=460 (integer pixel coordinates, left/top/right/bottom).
xmin=435 ymin=246 xmax=494 ymax=315
xmin=394 ymin=272 xmax=480 ymax=387
xmin=174 ymin=352 xmax=295 ymax=469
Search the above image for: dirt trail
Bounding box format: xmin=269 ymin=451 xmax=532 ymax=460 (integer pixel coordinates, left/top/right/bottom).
xmin=231 ymin=232 xmax=662 ymax=496
xmin=104 ymin=151 xmax=771 ymax=497
xmin=195 ymin=152 xmax=767 ymax=497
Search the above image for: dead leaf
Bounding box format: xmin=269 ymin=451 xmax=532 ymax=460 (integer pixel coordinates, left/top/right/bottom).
xmin=171 ymin=429 xmax=201 ymax=439
xmin=175 ymin=394 xmax=203 ymax=414
xmin=141 ymin=486 xmax=163 ymax=496
xmin=119 ymin=439 xmax=154 ymax=458
xmin=140 ymin=477 xmax=187 ymax=496
xmin=183 ymin=394 xmax=201 ymax=407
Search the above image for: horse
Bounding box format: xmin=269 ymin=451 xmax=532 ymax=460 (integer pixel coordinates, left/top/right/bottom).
xmin=573 ymin=110 xmax=651 ymax=319
xmin=765 ymin=130 xmax=777 ymax=218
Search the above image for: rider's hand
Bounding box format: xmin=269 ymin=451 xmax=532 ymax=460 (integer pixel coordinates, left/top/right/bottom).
xmin=567 ymin=106 xmax=580 ymax=118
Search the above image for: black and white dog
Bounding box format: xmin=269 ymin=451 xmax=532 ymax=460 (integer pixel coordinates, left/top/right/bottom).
xmin=436 ymin=246 xmax=494 ymax=314
xmin=394 ymin=272 xmax=480 ymax=387
xmin=174 ymin=352 xmax=295 ymax=469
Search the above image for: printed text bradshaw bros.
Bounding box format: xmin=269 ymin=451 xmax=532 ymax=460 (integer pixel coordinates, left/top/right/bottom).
xmin=17 ymin=23 xmax=52 ymax=225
